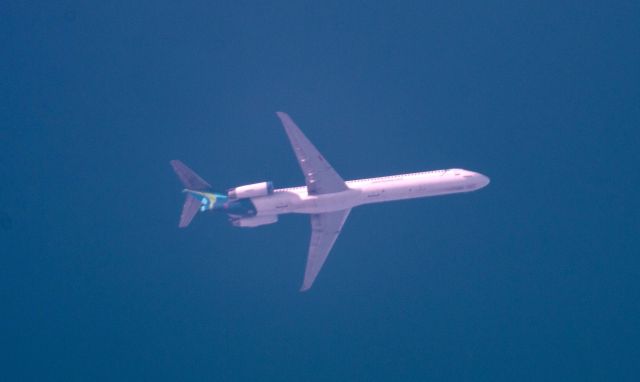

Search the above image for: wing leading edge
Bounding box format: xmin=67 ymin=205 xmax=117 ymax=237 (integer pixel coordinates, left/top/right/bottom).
xmin=276 ymin=112 xmax=351 ymax=291
xmin=276 ymin=112 xmax=348 ymax=195
xmin=301 ymin=209 xmax=351 ymax=291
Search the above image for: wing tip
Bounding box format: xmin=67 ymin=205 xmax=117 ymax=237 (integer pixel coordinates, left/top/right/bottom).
xmin=300 ymin=273 xmax=318 ymax=292
xmin=276 ymin=111 xmax=291 ymax=124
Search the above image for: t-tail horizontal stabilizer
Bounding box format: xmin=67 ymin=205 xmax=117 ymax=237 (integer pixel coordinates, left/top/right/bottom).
xmin=178 ymin=193 xmax=201 ymax=228
xmin=170 ymin=160 xmax=212 ymax=228
xmin=170 ymin=160 xmax=211 ymax=191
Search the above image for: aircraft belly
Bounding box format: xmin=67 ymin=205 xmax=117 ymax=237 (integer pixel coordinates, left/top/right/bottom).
xmin=250 ymin=192 xmax=300 ymax=216
xmin=249 ymin=175 xmax=478 ymax=215
xmin=251 ymin=189 xmax=360 ymax=215
xmin=295 ymin=189 xmax=360 ymax=213
xmin=352 ymin=176 xmax=476 ymax=205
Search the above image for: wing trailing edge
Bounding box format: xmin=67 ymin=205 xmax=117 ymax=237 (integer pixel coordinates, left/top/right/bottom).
xmin=276 ymin=112 xmax=348 ymax=195
xmin=301 ymin=208 xmax=351 ymax=291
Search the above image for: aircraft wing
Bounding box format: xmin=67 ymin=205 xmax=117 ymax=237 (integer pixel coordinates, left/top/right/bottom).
xmin=301 ymin=208 xmax=351 ymax=291
xmin=276 ymin=112 xmax=348 ymax=195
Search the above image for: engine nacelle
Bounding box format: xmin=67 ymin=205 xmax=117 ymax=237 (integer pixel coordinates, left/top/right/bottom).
xmin=227 ymin=181 xmax=274 ymax=199
xmin=231 ymin=215 xmax=278 ymax=228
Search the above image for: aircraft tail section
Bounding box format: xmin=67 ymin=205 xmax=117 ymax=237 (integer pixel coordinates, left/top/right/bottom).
xmin=170 ymin=160 xmax=211 ymax=191
xmin=171 ymin=160 xmax=212 ymax=228
xmin=178 ymin=193 xmax=201 ymax=228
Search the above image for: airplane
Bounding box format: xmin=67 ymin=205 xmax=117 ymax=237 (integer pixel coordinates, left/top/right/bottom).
xmin=171 ymin=112 xmax=490 ymax=291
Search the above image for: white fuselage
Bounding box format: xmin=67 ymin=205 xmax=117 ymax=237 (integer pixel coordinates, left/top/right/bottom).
xmin=250 ymin=168 xmax=490 ymax=216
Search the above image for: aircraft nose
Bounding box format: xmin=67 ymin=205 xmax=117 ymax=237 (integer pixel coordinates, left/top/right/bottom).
xmin=475 ymin=173 xmax=490 ymax=188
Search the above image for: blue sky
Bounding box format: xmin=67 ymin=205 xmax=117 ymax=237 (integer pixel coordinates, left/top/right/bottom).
xmin=1 ymin=1 xmax=639 ymax=380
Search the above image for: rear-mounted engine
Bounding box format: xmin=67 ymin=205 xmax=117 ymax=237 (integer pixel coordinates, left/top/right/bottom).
xmin=227 ymin=181 xmax=274 ymax=199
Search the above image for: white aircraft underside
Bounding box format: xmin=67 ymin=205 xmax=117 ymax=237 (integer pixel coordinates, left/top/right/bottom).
xmin=172 ymin=112 xmax=489 ymax=291
xmin=254 ymin=169 xmax=489 ymax=216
